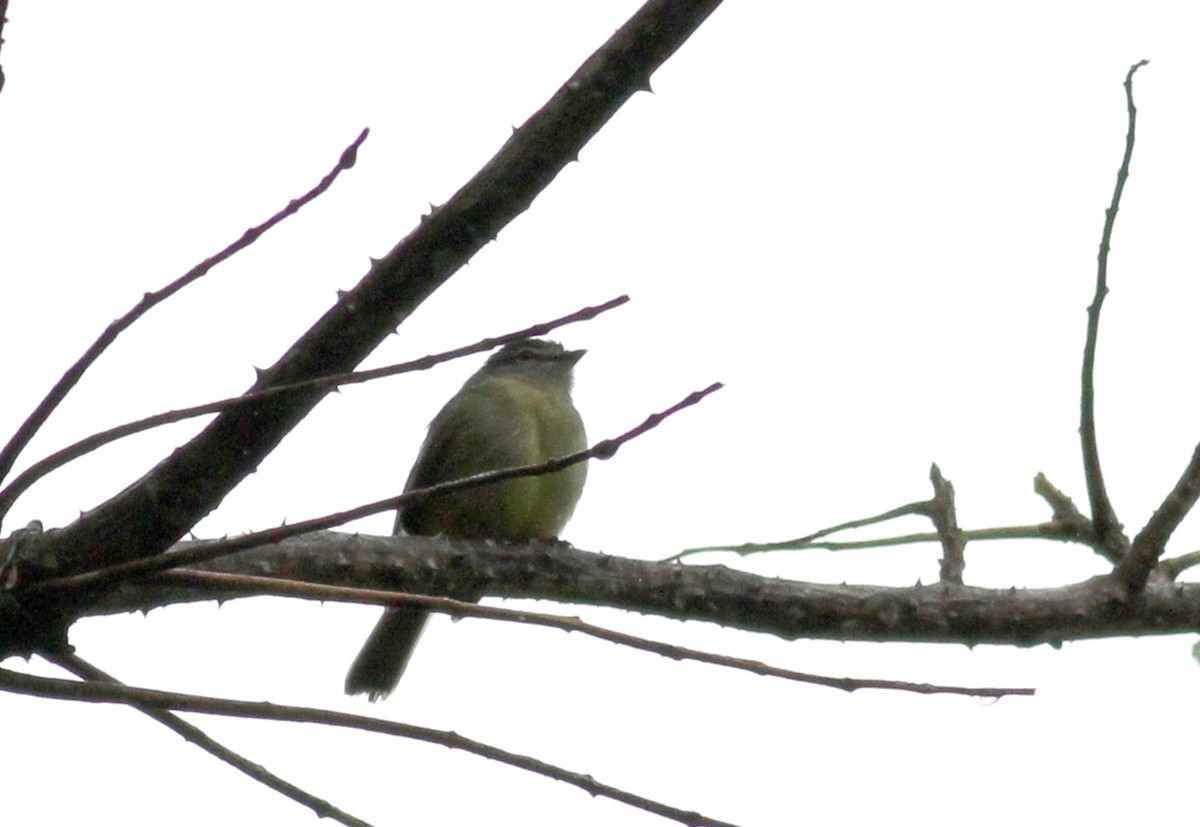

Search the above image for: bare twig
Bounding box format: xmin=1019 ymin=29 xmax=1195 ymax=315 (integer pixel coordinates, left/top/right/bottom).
xmin=44 ymin=652 xmax=374 ymax=827
xmin=929 ymin=464 xmax=966 ymax=585
xmin=1032 ymin=473 xmax=1086 ymax=524
xmin=29 ymin=384 xmax=722 ymax=596
xmin=0 ymin=128 xmax=370 ymax=518
xmin=674 ymin=525 xmax=1093 ymax=558
xmin=1079 ymin=61 xmax=1148 ymax=563
xmin=0 ymin=668 xmax=743 ymax=827
xmin=1036 ymin=475 xmax=1099 ymax=544
xmin=670 ymin=478 xmax=1097 ymax=560
xmin=670 ymin=500 xmax=932 ymax=560
xmin=0 ymin=296 xmax=627 ymax=517
xmin=161 ymin=569 xmax=1034 ymax=699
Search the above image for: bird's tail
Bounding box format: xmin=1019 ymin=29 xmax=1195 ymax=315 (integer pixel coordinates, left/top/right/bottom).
xmin=344 ymin=605 xmax=429 ymax=701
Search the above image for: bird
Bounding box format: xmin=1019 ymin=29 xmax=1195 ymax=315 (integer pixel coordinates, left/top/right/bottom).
xmin=345 ymin=338 xmax=588 ymax=700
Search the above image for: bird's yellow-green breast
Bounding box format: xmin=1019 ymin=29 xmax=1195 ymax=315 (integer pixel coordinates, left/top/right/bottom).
xmin=400 ymin=371 xmax=587 ymax=540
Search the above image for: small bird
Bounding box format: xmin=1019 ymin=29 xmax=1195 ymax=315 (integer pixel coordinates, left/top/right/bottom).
xmin=345 ymin=338 xmax=588 ymax=700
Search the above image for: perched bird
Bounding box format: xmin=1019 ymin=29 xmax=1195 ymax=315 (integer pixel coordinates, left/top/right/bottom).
xmin=345 ymin=338 xmax=588 ymax=700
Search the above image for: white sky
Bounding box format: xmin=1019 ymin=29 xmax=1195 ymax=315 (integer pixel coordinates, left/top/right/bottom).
xmin=3 ymin=2 xmax=1200 ymax=825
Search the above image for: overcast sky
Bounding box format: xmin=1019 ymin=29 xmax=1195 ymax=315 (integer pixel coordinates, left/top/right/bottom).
xmin=4 ymin=2 xmax=1200 ymax=825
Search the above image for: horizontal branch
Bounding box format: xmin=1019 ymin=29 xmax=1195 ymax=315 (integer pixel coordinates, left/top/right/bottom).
xmin=80 ymin=531 xmax=1200 ymax=647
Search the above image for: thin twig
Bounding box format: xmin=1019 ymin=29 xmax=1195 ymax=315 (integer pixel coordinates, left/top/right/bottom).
xmin=1079 ymin=61 xmax=1147 ymax=562
xmin=0 ymin=668 xmax=742 ymax=827
xmin=29 ymin=384 xmax=722 ymax=596
xmin=44 ymin=652 xmax=375 ymax=827
xmin=0 ymin=128 xmax=370 ymax=518
xmin=1032 ymin=472 xmax=1102 ymax=550
xmin=1033 ymin=473 xmax=1085 ymax=523
xmin=671 ymin=524 xmax=1090 ymax=558
xmin=669 ymin=480 xmax=1100 ymax=561
xmin=929 ymin=464 xmax=966 ymax=585
xmin=669 ymin=500 xmax=932 ymax=560
xmin=0 ymin=296 xmax=627 ymax=518
xmin=161 ymin=569 xmax=1034 ymax=698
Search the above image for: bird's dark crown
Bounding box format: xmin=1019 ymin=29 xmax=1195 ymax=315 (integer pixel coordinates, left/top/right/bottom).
xmin=485 ymin=338 xmax=584 ymax=370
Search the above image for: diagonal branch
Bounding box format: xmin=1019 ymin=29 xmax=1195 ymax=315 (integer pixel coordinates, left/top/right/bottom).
xmin=23 ymin=0 xmax=726 ymax=580
xmin=0 ymin=296 xmax=626 ymax=518
xmin=1118 ymin=441 xmax=1200 ymax=591
xmin=1078 ymin=60 xmax=1147 ymax=562
xmin=0 ymin=129 xmax=369 ymax=512
xmin=1032 ymin=472 xmax=1100 ymax=551
xmin=0 ymin=669 xmax=743 ymax=827
xmin=44 ymin=652 xmax=375 ymax=827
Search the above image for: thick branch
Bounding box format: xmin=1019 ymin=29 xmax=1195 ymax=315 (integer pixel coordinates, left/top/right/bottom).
xmin=69 ymin=532 xmax=1200 ymax=647
xmin=24 ymin=0 xmax=724 ymax=577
